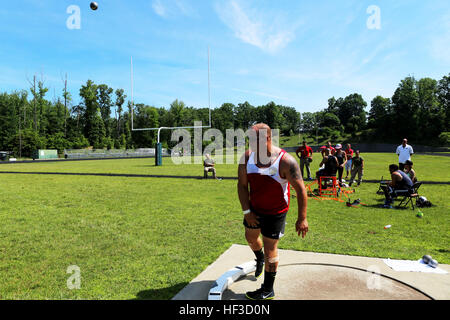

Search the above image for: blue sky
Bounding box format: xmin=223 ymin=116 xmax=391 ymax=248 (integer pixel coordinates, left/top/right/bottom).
xmin=0 ymin=0 xmax=449 ymax=114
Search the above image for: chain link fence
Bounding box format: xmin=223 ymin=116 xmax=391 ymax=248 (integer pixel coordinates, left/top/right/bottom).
xmin=63 ymin=148 xmax=169 ymax=159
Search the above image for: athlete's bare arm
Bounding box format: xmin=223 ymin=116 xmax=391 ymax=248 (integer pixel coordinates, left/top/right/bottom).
xmin=281 ymin=153 xmax=309 ymax=238
xmin=390 ymin=171 xmax=402 ymax=187
xmin=237 ymin=151 xmax=258 ymax=227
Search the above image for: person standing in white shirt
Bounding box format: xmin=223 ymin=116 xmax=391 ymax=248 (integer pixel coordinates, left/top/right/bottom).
xmin=396 ymin=138 xmax=414 ymax=171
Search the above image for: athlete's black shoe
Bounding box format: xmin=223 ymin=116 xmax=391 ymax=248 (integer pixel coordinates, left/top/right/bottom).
xmin=245 ymin=285 xmax=275 ymax=300
xmin=255 ymin=259 xmax=264 ymax=278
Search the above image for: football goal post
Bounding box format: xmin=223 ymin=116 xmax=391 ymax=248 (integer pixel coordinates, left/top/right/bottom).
xmin=130 ymin=48 xmax=213 ymax=166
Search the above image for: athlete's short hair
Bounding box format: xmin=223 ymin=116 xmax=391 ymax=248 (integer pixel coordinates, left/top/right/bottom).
xmin=251 ymin=123 xmax=272 ymax=140
xmin=389 ymin=164 xmax=399 ymax=172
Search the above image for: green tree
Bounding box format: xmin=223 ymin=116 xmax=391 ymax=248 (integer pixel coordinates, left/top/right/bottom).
xmin=168 ymin=99 xmax=187 ymax=127
xmin=280 ymin=105 xmax=300 ymax=135
xmin=368 ymin=96 xmax=391 ymax=139
xmin=391 ymin=76 xmax=419 ymax=139
xmin=234 ymin=101 xmax=255 ymax=129
xmin=133 ymin=104 xmax=159 ymax=148
xmin=97 ymin=84 xmax=114 ymax=137
xmin=319 ymin=112 xmax=343 ymax=139
xmin=340 ymin=94 xmax=367 ymax=134
xmin=437 ymin=74 xmax=450 ymax=132
xmin=256 ymin=102 xmax=284 ymax=129
xmin=212 ymin=103 xmax=235 ymax=134
xmin=89 ymin=111 xmax=106 ymax=149
xmin=115 ymin=89 xmax=127 ymax=138
xmin=9 ymin=128 xmax=47 ymax=157
xmin=417 ymin=77 xmax=443 ymax=141
xmin=80 ymin=80 xmax=105 ymax=147
xmin=47 ymin=132 xmax=71 ymax=154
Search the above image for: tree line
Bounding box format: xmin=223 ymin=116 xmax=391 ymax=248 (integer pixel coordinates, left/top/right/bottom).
xmin=301 ymin=74 xmax=450 ymax=145
xmin=0 ymin=73 xmax=449 ymax=157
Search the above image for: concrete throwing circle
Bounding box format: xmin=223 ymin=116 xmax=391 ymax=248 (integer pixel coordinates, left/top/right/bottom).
xmin=223 ymin=264 xmax=431 ymax=300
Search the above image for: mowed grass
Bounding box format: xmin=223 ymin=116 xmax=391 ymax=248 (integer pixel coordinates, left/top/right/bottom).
xmin=0 ymin=152 xmax=448 ymax=182
xmin=0 ymin=153 xmax=449 ymax=299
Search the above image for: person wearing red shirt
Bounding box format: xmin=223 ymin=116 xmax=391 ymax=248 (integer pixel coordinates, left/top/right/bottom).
xmin=344 ymin=143 xmax=354 ymax=180
xmin=296 ymin=141 xmax=313 ymax=180
xmin=328 ymin=141 xmax=336 ymax=155
xmin=320 ymin=141 xmax=336 ymax=159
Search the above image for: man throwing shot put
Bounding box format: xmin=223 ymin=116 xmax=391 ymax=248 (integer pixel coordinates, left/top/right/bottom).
xmin=237 ymin=123 xmax=309 ymax=300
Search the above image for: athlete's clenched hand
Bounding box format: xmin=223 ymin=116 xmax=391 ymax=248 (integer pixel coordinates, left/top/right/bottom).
xmin=296 ymin=219 xmax=309 ymax=238
xmin=245 ymin=212 xmax=259 ymax=228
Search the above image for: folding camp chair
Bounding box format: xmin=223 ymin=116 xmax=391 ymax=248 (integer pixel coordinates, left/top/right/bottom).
xmin=395 ymin=182 xmax=422 ymax=210
xmin=377 ymin=176 xmax=390 ymax=195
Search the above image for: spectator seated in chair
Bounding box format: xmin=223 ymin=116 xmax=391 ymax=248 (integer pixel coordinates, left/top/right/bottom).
xmin=316 ymin=148 xmax=339 ymax=189
xmin=203 ymin=154 xmax=217 ymax=179
xmin=380 ymin=164 xmax=414 ymax=208
xmin=403 ymin=160 xmax=417 ymax=183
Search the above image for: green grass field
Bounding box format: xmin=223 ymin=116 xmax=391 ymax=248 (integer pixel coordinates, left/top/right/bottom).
xmin=0 ymin=153 xmax=449 ymax=299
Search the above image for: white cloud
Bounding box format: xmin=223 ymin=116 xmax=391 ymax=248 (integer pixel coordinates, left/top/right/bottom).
xmin=151 ymin=0 xmax=197 ymax=19
xmin=231 ymin=88 xmax=290 ymax=101
xmin=152 ymin=0 xmax=166 ymax=17
xmin=174 ymin=0 xmax=196 ymax=17
xmin=215 ymin=1 xmax=297 ymax=54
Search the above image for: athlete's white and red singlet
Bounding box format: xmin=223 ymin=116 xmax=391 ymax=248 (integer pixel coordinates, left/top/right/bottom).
xmin=246 ymin=149 xmax=290 ymax=215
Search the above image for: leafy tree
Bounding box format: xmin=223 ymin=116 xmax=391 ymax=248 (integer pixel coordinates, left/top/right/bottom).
xmin=234 ymin=101 xmax=255 ymax=129
xmin=417 ymin=77 xmax=443 ymax=140
xmin=391 ymin=76 xmax=420 ymax=139
xmin=280 ymin=105 xmax=300 ymax=135
xmin=168 ymin=99 xmax=187 ymax=127
xmin=47 ymin=132 xmax=71 ymax=154
xmin=300 ymin=112 xmax=318 ymax=134
xmin=438 ymin=132 xmax=450 ymax=146
xmin=133 ymin=104 xmax=159 ymax=147
xmin=368 ymin=96 xmax=391 ymax=139
xmin=9 ymin=129 xmax=46 ymax=157
xmin=89 ymin=111 xmax=106 ymax=149
xmin=339 ymin=94 xmax=367 ymax=134
xmin=97 ymin=84 xmax=114 ymax=137
xmin=2 ymin=73 xmax=449 ymax=156
xmin=212 ymin=103 xmax=235 ymax=134
xmin=115 ymin=89 xmax=127 ymax=138
xmin=437 ymin=74 xmax=450 ymax=131
xmin=80 ymin=80 xmax=101 ymax=146
xmin=70 ymin=135 xmax=89 ymax=149
xmin=256 ymin=102 xmax=284 ymax=130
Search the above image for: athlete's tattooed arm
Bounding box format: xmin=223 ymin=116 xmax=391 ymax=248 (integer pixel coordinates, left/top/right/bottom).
xmin=281 ymin=153 xmax=309 ymax=238
xmin=288 ymin=156 xmax=302 ymax=181
xmin=238 ymin=151 xmax=259 ymax=227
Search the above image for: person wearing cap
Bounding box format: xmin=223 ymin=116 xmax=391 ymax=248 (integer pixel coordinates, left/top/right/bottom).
xmin=396 ymin=138 xmax=414 ymax=171
xmin=334 ymin=144 xmax=347 ymax=185
xmin=403 ymin=160 xmax=417 ymax=183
